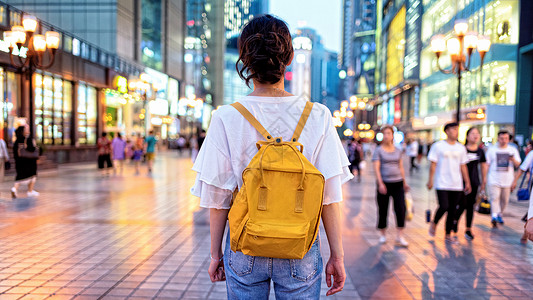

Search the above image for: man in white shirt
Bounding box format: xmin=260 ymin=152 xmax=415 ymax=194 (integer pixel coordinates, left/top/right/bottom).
xmin=406 ymin=139 xmax=419 ymax=174
xmin=427 ymin=122 xmax=471 ymax=243
xmin=486 ymin=130 xmax=521 ymax=227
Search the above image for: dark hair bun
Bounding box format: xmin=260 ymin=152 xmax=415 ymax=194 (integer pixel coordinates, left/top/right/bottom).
xmin=236 ymin=14 xmax=293 ymax=87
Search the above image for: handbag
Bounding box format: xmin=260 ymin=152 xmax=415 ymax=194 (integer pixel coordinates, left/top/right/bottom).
xmin=517 ymin=167 xmax=532 ymax=201
xmin=18 ymin=139 xmax=39 ymax=159
xmin=476 ymin=192 xmax=491 ymax=215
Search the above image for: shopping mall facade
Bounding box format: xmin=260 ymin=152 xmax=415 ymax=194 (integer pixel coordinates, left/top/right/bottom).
xmin=0 ymin=2 xmax=193 ymax=164
xmin=374 ymin=0 xmax=520 ymax=144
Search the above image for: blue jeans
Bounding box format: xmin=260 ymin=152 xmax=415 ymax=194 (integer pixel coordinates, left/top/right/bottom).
xmin=224 ymin=232 xmax=323 ymax=300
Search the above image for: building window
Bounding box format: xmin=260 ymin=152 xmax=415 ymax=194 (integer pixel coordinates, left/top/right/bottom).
xmin=0 ymin=68 xmax=20 ymax=142
xmin=0 ymin=5 xmax=6 ymax=26
xmin=141 ymin=0 xmax=163 ymax=70
xmin=77 ymin=84 xmax=97 ymax=144
xmin=34 ymin=73 xmax=73 ymax=145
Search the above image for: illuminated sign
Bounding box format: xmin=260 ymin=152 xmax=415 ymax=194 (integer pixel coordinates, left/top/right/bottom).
xmin=149 ymin=99 xmax=169 ymax=116
xmin=113 ymin=76 xmax=128 ymax=94
xmin=394 ymin=95 xmax=401 ymax=123
xmin=386 ymin=6 xmax=406 ymax=89
xmin=463 ymin=108 xmax=486 ymax=121
xmin=151 ymin=117 xmax=163 ymax=126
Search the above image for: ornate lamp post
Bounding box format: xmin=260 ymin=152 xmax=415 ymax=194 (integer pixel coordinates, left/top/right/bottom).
xmin=4 ymin=15 xmax=60 ymax=135
xmin=430 ymin=20 xmax=491 ymax=123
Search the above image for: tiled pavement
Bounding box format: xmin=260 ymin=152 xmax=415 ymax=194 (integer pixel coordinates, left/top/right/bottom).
xmin=0 ymin=151 xmax=532 ymax=299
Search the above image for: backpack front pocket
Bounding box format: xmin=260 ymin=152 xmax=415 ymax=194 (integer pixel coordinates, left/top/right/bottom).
xmin=241 ymin=222 xmax=310 ymax=259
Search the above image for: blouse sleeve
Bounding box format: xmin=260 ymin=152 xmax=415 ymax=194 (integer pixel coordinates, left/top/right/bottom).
xmin=313 ymin=110 xmax=354 ymax=205
xmin=190 ymin=110 xmax=238 ymax=209
xmin=520 ymin=152 xmax=533 ymax=172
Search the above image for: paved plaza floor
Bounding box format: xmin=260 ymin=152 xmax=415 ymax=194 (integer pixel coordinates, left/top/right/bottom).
xmin=0 ymin=151 xmax=532 ymax=300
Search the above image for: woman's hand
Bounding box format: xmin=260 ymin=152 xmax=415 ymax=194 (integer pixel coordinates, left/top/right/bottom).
xmin=208 ymin=257 xmax=225 ymax=282
xmin=325 ymin=256 xmax=345 ymax=296
xmin=403 ymin=182 xmax=410 ymax=193
xmin=378 ymin=183 xmax=387 ymax=195
xmin=426 ymin=181 xmax=433 ymax=190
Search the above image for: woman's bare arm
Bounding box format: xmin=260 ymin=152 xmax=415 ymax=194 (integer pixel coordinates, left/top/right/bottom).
xmin=208 ymin=208 xmax=229 ymax=282
xmin=322 ymin=203 xmax=346 ymax=296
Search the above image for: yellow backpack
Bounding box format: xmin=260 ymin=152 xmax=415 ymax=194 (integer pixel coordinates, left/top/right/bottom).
xmin=228 ymin=101 xmax=325 ymax=259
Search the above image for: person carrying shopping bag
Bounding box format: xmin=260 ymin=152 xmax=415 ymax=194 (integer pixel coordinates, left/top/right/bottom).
xmin=190 ymin=14 xmax=352 ymax=299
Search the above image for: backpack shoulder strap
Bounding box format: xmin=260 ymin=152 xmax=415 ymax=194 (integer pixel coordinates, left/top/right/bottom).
xmin=291 ymin=101 xmax=314 ymax=142
xmin=231 ymin=102 xmax=273 ymax=141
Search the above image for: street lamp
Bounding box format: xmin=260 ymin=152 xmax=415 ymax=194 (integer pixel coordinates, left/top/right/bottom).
xmin=431 ymin=19 xmax=491 ymax=123
xmin=4 ymin=14 xmax=60 ymax=135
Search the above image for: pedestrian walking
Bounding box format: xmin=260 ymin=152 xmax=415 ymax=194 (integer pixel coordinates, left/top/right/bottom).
xmin=144 ymin=130 xmax=157 ymax=173
xmin=511 ymin=150 xmax=533 ymax=243
xmin=406 ymin=138 xmax=419 ymax=173
xmin=453 ymin=127 xmax=487 ymax=240
xmin=176 ymin=136 xmax=186 ymax=156
xmin=11 ymin=125 xmax=39 ymax=198
xmin=348 ymin=138 xmax=363 ymax=182
xmin=111 ymin=133 xmax=127 ymax=175
xmin=125 ymin=138 xmax=134 ymax=160
xmin=427 ymin=122 xmax=472 ymax=243
xmin=372 ymin=125 xmax=410 ymax=247
xmin=132 ymin=138 xmax=144 ymax=175
xmin=0 ymin=138 xmax=10 ymax=182
xmin=198 ymin=129 xmax=206 ymax=150
xmin=97 ymin=132 xmax=113 ymax=175
xmin=485 ymin=130 xmax=521 ymax=227
xmin=191 ymin=14 xmax=350 ymax=298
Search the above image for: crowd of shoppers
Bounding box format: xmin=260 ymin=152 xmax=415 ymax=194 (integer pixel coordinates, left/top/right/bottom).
xmin=97 ymin=131 xmax=159 ymax=176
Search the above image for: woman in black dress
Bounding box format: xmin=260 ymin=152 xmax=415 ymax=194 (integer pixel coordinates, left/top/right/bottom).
xmin=11 ymin=125 xmax=39 ymax=198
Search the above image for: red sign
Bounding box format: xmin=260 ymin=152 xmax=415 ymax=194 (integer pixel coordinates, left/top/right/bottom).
xmin=394 ymin=95 xmax=401 ymax=123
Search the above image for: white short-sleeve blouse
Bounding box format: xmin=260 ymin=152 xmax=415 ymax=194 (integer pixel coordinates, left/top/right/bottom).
xmin=190 ymin=96 xmax=353 ymax=209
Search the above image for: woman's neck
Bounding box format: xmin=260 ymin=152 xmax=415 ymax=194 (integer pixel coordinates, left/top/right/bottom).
xmin=249 ymin=80 xmax=293 ymax=97
xmin=382 ymin=142 xmax=394 ymax=148
xmin=466 ymin=142 xmax=478 ymax=150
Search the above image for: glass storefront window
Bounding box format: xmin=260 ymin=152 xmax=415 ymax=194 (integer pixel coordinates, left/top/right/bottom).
xmin=34 ymin=73 xmax=73 ymax=145
xmin=419 ymin=61 xmax=516 ymax=116
xmin=53 ymin=78 xmax=63 ymax=144
xmin=5 ymin=71 xmax=20 ymax=142
xmin=77 ymin=84 xmax=97 ymax=144
xmin=0 ymin=5 xmax=6 ymax=26
xmin=63 ymin=35 xmax=73 ymax=53
xmin=63 ymin=82 xmax=72 ymax=145
xmin=9 ymin=10 xmax=21 ymax=26
xmin=87 ymin=87 xmax=97 ymax=144
xmin=422 ymin=0 xmax=519 ymax=45
xmin=42 ymin=75 xmax=54 ymax=144
xmin=483 ymin=0 xmax=519 ymax=44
